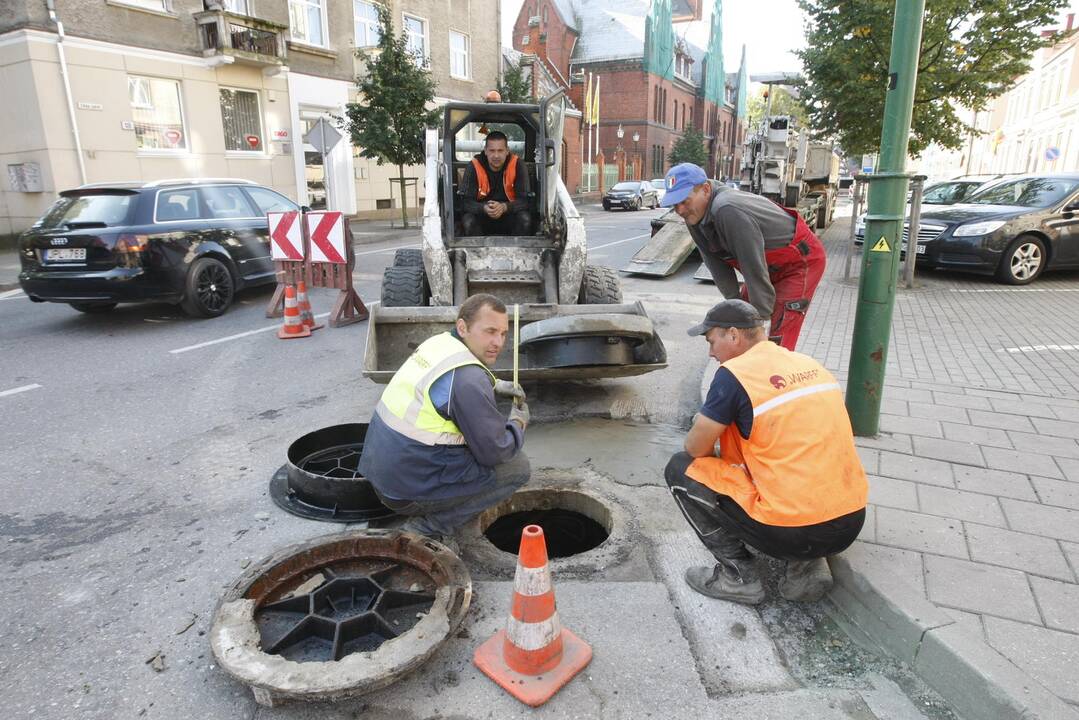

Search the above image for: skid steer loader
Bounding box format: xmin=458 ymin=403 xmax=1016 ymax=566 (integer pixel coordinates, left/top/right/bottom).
xmin=362 ymin=93 xmax=667 ymax=383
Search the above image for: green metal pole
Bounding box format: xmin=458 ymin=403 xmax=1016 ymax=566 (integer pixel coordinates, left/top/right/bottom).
xmin=845 ymin=0 xmax=925 ymax=435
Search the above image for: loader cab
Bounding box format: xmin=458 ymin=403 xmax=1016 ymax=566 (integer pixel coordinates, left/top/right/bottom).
xmin=439 ymin=95 xmax=566 ymax=246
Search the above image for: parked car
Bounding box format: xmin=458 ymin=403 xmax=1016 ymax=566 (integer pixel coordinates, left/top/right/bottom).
xmin=855 ymin=176 xmax=1008 ymax=245
xmin=912 ymin=173 xmax=1079 ymax=284
xmin=603 ymin=181 xmax=660 ymax=211
xmin=18 ymin=178 xmax=301 ymax=317
xmin=650 ymin=178 xmax=666 ymax=203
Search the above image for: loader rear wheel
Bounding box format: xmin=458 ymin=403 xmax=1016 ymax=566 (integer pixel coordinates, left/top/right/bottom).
xmin=578 ymin=265 xmax=622 ymax=304
xmin=393 ymin=248 xmax=423 ymax=267
xmin=381 ymin=266 xmax=429 ymax=307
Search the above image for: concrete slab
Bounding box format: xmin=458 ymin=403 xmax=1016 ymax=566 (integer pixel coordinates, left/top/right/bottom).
xmin=982 ymin=447 xmax=1065 ymax=479
xmin=1029 ymin=576 xmax=1079 ymax=633
xmin=868 ymin=475 xmax=920 ymax=511
xmin=915 ymin=486 xmax=1007 ymax=527
xmin=951 ymin=465 xmax=1037 ymax=501
xmin=1000 ymin=499 xmax=1079 ymax=543
xmin=983 ymin=617 xmax=1079 ymax=706
xmin=911 ymin=436 xmax=986 ymax=468
xmin=923 ymin=555 xmax=1041 ymax=624
xmin=875 ymin=507 xmax=967 ymax=558
xmin=965 ymin=522 xmax=1074 ymax=581
xmin=1030 ymin=476 xmax=1079 ymax=511
xmin=878 ymin=452 xmax=955 ymax=488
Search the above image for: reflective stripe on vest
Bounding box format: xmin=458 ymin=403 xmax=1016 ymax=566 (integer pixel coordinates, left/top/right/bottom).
xmin=686 ymin=341 xmax=867 ymax=526
xmin=375 ymin=332 xmax=495 ymax=446
xmin=472 ymin=154 xmax=518 ymax=202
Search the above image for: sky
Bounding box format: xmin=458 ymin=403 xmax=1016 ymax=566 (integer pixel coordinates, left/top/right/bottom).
xmin=501 ymin=1 xmax=1079 ymax=81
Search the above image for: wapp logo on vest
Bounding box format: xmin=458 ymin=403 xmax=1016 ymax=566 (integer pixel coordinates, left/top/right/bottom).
xmin=770 ymin=368 xmax=820 ymax=389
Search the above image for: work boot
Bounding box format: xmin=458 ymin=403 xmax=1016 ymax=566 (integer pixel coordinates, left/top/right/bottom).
xmin=399 ymin=519 xmax=460 ymax=555
xmin=779 ymin=557 xmax=833 ymax=602
xmin=685 ymin=558 xmax=765 ymax=605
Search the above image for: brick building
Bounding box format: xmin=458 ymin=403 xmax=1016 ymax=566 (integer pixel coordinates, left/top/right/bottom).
xmin=510 ymin=0 xmax=747 ymax=192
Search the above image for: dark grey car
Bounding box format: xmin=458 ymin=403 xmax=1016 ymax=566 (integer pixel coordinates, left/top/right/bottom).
xmin=603 ymin=181 xmax=660 ymax=211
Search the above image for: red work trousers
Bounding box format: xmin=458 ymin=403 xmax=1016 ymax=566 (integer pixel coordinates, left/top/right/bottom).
xmin=733 ymin=209 xmax=826 ymax=351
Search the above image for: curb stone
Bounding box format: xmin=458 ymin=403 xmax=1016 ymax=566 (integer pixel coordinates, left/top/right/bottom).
xmin=829 ymin=548 xmax=1079 ymax=720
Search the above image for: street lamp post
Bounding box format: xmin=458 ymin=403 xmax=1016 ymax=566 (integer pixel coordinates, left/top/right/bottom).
xmin=632 ymin=131 xmax=640 ymax=179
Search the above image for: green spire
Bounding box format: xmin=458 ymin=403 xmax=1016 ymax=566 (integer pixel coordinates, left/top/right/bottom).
xmin=736 ymin=44 xmax=748 ymax=117
xmin=702 ymin=0 xmax=724 ymax=103
xmin=643 ymin=0 xmax=674 ymax=80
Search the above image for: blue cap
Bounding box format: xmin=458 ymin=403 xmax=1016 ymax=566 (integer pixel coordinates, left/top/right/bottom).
xmin=659 ymin=163 xmax=708 ymax=207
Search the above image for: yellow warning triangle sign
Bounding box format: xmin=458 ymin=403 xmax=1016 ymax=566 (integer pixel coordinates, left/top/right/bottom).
xmin=870 ymin=236 xmax=891 ymax=252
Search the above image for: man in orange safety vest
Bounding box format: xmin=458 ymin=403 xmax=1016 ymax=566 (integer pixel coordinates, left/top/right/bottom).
xmin=458 ymin=131 xmax=533 ymax=236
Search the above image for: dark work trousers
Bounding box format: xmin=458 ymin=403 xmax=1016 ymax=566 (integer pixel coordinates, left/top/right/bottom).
xmin=376 ymin=452 xmax=530 ymax=536
xmin=461 ymin=209 xmax=533 ymax=236
xmin=664 ymin=451 xmax=865 ymax=562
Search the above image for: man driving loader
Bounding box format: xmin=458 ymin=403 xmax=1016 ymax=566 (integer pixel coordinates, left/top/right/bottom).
xmin=359 ymin=294 xmax=531 ymax=543
xmin=458 ymin=131 xmax=533 ymax=236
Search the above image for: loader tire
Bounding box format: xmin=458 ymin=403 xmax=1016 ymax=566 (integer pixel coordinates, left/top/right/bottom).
xmin=393 ymin=248 xmax=424 ymax=267
xmin=381 ymin=266 xmax=429 ymax=307
xmin=578 ymin=264 xmax=623 ymax=304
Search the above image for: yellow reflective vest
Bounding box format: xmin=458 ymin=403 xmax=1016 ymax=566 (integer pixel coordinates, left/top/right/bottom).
xmin=375 ymin=332 xmax=495 ymax=445
xmin=687 ymin=341 xmax=868 ymax=526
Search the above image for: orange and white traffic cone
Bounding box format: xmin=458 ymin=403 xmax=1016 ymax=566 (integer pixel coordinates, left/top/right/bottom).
xmin=473 ymin=524 xmax=592 ymax=706
xmin=296 ymin=280 xmax=323 ymax=332
xmin=277 ymin=284 xmax=311 ymax=340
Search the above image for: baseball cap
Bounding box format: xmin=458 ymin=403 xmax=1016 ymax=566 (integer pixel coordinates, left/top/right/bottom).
xmin=687 ymin=299 xmax=766 ymax=336
xmin=659 ymin=163 xmax=708 ymax=207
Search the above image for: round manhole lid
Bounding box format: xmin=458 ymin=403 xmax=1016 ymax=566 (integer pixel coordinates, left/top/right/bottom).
xmin=210 ymin=530 xmax=470 ymax=706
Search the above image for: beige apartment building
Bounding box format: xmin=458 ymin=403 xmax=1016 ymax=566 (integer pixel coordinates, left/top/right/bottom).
xmin=0 ymin=0 xmax=501 ymax=237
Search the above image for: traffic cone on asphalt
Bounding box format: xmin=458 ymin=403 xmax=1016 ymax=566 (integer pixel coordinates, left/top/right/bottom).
xmin=277 ymin=284 xmax=311 ymax=340
xmin=473 ymin=524 xmax=592 ymax=707
xmin=296 ymin=280 xmax=323 ymax=332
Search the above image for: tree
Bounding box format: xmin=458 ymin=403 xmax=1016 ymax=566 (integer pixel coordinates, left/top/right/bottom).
xmin=746 ymin=86 xmax=809 ymax=128
xmin=668 ymin=125 xmax=708 ymax=167
xmin=498 ymin=60 xmax=531 ymax=103
xmin=797 ymin=0 xmax=1070 ymax=156
xmin=346 ymin=7 xmax=439 ymax=228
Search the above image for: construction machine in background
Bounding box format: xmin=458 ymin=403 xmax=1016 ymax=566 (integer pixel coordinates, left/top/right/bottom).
xmin=362 ymin=93 xmax=667 ymax=383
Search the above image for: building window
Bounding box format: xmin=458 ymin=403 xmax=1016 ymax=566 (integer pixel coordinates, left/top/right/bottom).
xmin=128 ymin=76 xmax=187 ymax=151
xmin=403 ymin=14 xmax=427 ymax=66
xmin=522 ymin=34 xmax=530 ymax=44
xmin=223 ymin=0 xmax=250 ymax=14
xmin=354 ymin=0 xmax=381 ymax=47
xmin=449 ymin=31 xmax=470 ymax=79
xmin=220 ymin=88 xmax=263 ymax=152
xmin=542 ymin=5 xmax=548 ymax=23
xmin=116 ymin=0 xmax=168 ymax=11
xmin=289 ymin=0 xmax=326 ymax=46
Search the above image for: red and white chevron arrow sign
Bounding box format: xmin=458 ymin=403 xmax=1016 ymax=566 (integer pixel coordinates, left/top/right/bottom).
xmin=268 ymin=211 xmax=303 ymax=261
xmin=305 ymin=211 xmax=346 ymax=264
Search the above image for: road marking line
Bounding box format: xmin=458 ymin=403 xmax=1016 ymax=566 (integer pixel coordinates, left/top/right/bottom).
xmin=169 ymin=303 xmax=380 ymax=355
xmin=590 ymin=233 xmax=649 ymax=251
xmin=0 ymin=383 xmax=41 ymax=398
xmin=0 ymin=289 xmax=25 ymax=301
xmin=999 ymin=344 xmax=1079 ymax=354
xmin=355 ymin=243 xmax=420 ymax=257
xmin=950 ymin=288 xmax=1079 ymax=293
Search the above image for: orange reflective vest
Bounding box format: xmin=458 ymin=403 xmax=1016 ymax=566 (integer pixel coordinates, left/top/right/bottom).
xmin=687 ymin=341 xmax=867 ymax=527
xmin=472 ymin=154 xmax=518 ymax=202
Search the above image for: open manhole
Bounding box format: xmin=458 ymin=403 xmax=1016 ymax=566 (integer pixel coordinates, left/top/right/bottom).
xmin=211 ymin=530 xmax=470 ymax=707
xmin=269 ymin=423 xmax=396 ymax=523
xmin=459 ymin=483 xmax=633 ymax=576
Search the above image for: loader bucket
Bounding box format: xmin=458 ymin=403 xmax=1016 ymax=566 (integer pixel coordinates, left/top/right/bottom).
xmin=362 ymin=302 xmax=667 ymax=383
xmin=619 ymin=216 xmax=696 ymax=277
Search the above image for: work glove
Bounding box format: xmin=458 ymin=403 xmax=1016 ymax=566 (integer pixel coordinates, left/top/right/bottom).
xmin=508 ymin=400 xmax=530 ymax=431
xmin=493 ymin=380 xmax=526 ymax=402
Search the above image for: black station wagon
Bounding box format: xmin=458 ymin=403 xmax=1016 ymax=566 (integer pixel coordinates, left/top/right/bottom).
xmin=18 ymin=178 xmax=300 ymax=317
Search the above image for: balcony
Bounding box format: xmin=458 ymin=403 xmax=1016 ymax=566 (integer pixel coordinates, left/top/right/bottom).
xmin=195 ymin=10 xmax=287 ymax=69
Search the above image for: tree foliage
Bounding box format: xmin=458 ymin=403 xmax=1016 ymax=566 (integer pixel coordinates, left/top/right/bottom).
xmin=668 ymin=125 xmax=708 ymax=167
xmin=346 ymin=6 xmax=439 ymax=227
xmin=797 ymin=0 xmax=1070 ymax=156
xmin=746 ymin=86 xmax=809 ymax=129
xmin=498 ymin=60 xmax=531 ymax=103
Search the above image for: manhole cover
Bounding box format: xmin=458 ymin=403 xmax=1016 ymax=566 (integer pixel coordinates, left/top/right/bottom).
xmin=485 ymin=508 xmax=608 ymax=557
xmin=269 ymin=423 xmax=396 ymax=523
xmin=211 ymin=530 xmax=470 ymax=707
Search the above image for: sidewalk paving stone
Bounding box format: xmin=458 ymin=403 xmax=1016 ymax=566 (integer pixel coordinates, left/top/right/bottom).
xmin=1055 ymin=456 xmax=1079 ymax=482
xmin=966 ymin=408 xmax=1036 ymax=432
xmin=878 ymin=451 xmax=955 ymax=487
xmin=908 ymin=401 xmax=969 ymax=423
xmin=1029 ymin=576 xmax=1079 ymax=632
xmin=1031 ymin=416 xmax=1079 ymax=440
xmin=963 ymin=522 xmax=1074 ymax=581
xmin=923 ymin=555 xmax=1041 ymax=624
xmin=940 ymin=421 xmax=1012 ymax=448
xmin=855 ymin=432 xmax=914 ymax=454
xmin=930 ymin=391 xmax=993 ymax=411
xmin=1051 ymin=405 xmax=1079 ymax=423
xmin=1000 ymin=499 xmax=1079 ymax=543
xmin=983 ymin=617 xmax=1079 ymax=705
xmin=916 ymin=486 xmax=1007 ymax=527
xmin=989 ymin=397 xmax=1063 ymax=420
xmin=951 ymin=465 xmax=1038 ymax=500
xmin=875 ymin=507 xmax=967 ymax=557
xmin=868 ymin=475 xmax=919 ymax=511
xmin=879 ymin=414 xmax=943 ymax=438
xmin=1007 ymin=430 xmax=1079 ymax=460
xmin=1030 ymin=476 xmax=1079 ymax=510
xmin=982 ymin=446 xmax=1065 ymax=478
xmin=911 ymin=436 xmax=986 ymax=467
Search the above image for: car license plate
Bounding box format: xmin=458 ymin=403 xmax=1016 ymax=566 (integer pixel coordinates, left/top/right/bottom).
xmin=44 ymin=248 xmax=86 ymax=261
xmin=900 ymin=242 xmax=927 ymax=255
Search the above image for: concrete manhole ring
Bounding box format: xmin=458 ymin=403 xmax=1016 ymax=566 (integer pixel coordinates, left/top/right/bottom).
xmin=458 ymin=468 xmax=636 ymax=577
xmin=210 ymin=530 xmax=470 ymax=707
